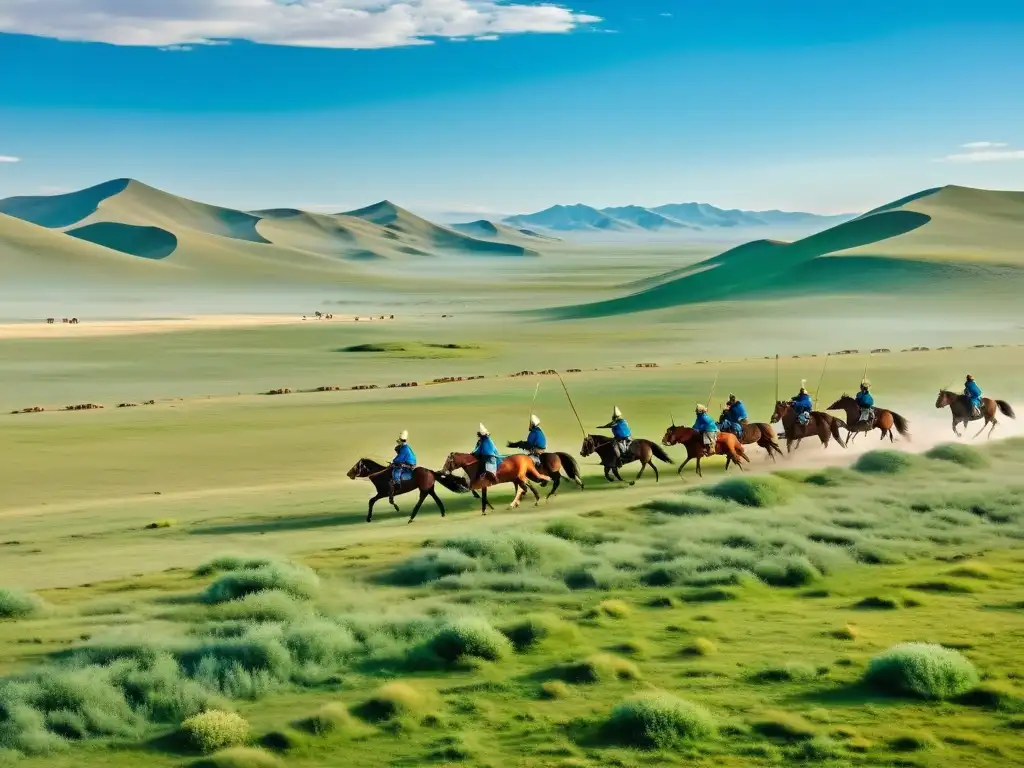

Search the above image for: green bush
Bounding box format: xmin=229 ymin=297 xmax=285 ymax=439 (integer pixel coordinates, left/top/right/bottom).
xmin=754 ymin=556 xmax=820 ymax=587
xmin=594 ymin=599 xmax=631 ymax=618
xmin=924 ymin=443 xmax=990 ymax=469
xmin=297 ymin=703 xmax=354 ymax=735
xmin=540 ymin=680 xmax=571 ymax=700
xmin=604 ymin=692 xmax=715 ymax=749
xmin=216 ymin=591 xmax=310 ymax=623
xmin=853 ymin=451 xmax=915 ymax=474
xmin=421 ymin=618 xmax=513 ymax=664
xmin=388 ymin=549 xmax=478 ymax=586
xmin=194 ymin=556 xmax=276 ymax=577
xmin=180 ymin=710 xmax=250 ymax=753
xmin=751 ymin=662 xmax=818 ymax=683
xmin=682 ymin=638 xmax=716 ymax=657
xmin=559 ymin=654 xmax=640 ymax=684
xmin=500 ymin=614 xmax=578 ymax=652
xmin=864 ymin=643 xmax=979 ymax=700
xmin=282 ymin=619 xmax=359 ymax=666
xmin=355 ymin=682 xmax=425 ymax=722
xmin=544 ymin=518 xmax=603 ymax=544
xmin=0 ymin=588 xmax=44 ymax=620
xmin=705 ymin=476 xmax=795 ymax=507
xmin=202 ymin=564 xmax=319 ymax=603
xmin=750 ymin=710 xmax=816 ymax=741
xmin=192 ymin=746 xmax=282 ymax=768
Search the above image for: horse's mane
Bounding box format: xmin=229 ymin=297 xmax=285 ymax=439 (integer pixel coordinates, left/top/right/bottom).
xmin=587 ymin=433 xmax=613 ymax=443
xmin=939 ymin=389 xmax=958 ymax=396
xmin=359 ymin=457 xmax=388 ymax=471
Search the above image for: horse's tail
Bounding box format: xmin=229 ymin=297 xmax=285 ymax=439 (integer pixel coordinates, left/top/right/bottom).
xmin=890 ymin=411 xmax=911 ymax=438
xmin=830 ymin=417 xmax=848 ymax=447
xmin=757 ymin=423 xmax=781 ymax=448
xmin=997 ymin=400 xmax=1016 ymax=419
xmin=556 ymin=452 xmax=581 ymax=479
xmin=649 ymin=442 xmax=673 ymax=463
xmin=435 ymin=472 xmax=470 ymax=494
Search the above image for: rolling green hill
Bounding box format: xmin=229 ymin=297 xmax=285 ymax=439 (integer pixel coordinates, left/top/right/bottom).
xmin=550 ymin=185 xmax=1024 ymax=318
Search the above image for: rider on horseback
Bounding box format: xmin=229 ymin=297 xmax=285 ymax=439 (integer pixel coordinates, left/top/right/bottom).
xmin=718 ymin=393 xmax=748 ymax=436
xmin=524 ymin=414 xmax=547 ymax=464
xmin=693 ymin=404 xmax=718 ymax=457
xmin=791 ymin=381 xmax=813 ymax=426
xmin=598 ymin=407 xmax=632 ymax=467
xmin=964 ymin=375 xmax=983 ymax=418
xmin=855 ymin=379 xmax=875 ymax=426
xmin=473 ymin=424 xmax=500 ymax=484
xmin=390 ymin=430 xmax=417 ymax=504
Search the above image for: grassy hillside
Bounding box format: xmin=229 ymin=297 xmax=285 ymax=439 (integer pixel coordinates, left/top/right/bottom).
xmin=551 ymin=186 xmax=1024 ymax=319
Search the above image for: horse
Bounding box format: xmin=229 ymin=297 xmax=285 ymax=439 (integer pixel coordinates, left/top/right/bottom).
xmin=579 ymin=434 xmax=673 ymax=485
xmin=46 ymin=318 xmax=55 ymax=324
xmin=770 ymin=401 xmax=848 ymax=453
xmin=505 ymin=442 xmax=585 ymax=498
xmin=826 ymin=395 xmax=911 ymax=443
xmin=442 ymin=452 xmax=550 ymax=514
xmin=346 ymin=458 xmax=469 ymax=523
xmin=662 ymin=425 xmax=750 ymax=478
xmin=935 ymin=390 xmax=1015 ymax=439
xmin=716 ymin=410 xmax=784 ymax=461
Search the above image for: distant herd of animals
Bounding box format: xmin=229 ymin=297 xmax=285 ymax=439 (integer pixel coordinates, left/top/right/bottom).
xmin=45 ymin=317 xmax=78 ymax=324
xmin=302 ymin=312 xmax=396 ymax=321
xmin=347 ymin=380 xmax=1016 ymax=523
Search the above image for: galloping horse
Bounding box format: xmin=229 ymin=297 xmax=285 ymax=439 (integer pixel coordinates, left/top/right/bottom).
xmin=827 ymin=395 xmax=911 ymax=443
xmin=716 ymin=410 xmax=784 ymax=461
xmin=662 ymin=425 xmax=750 ymax=478
xmin=347 ymin=458 xmax=469 ymax=523
xmin=442 ymin=452 xmax=550 ymax=514
xmin=506 ymin=442 xmax=585 ymax=498
xmin=580 ymin=434 xmax=673 ymax=485
xmin=770 ymin=402 xmax=848 ymax=453
xmin=935 ymin=390 xmax=1015 ymax=439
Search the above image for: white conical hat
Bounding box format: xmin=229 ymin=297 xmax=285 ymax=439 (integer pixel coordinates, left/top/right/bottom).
xmin=530 ymin=414 xmax=540 ymax=426
xmin=398 ymin=430 xmax=409 ymax=441
xmin=696 ymin=404 xmax=707 ymax=412
xmin=861 ymin=378 xmax=871 ymax=387
xmin=612 ymin=406 xmax=622 ymax=419
xmin=478 ymin=423 xmax=489 ymax=435
xmin=800 ymin=379 xmax=807 ymax=391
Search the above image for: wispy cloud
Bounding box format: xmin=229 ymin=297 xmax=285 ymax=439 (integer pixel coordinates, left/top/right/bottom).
xmin=0 ymin=155 xmax=21 ymax=163
xmin=0 ymin=1 xmax=601 ymax=49
xmin=942 ymin=141 xmax=1024 ymax=163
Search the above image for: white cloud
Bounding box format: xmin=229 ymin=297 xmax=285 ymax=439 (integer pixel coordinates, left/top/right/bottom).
xmin=0 ymin=155 xmax=21 ymax=163
xmin=0 ymin=0 xmax=601 ymax=49
xmin=960 ymin=141 xmax=1007 ymax=149
xmin=943 ymin=148 xmax=1024 ymax=163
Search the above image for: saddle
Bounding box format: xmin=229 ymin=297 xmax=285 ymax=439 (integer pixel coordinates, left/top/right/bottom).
xmin=858 ymin=408 xmax=874 ymax=423
xmin=393 ymin=468 xmax=414 ymax=483
xmin=797 ymin=411 xmax=811 ymax=426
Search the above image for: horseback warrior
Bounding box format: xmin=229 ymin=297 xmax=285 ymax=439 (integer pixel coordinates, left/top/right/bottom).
xmin=524 ymin=414 xmax=547 ymax=464
xmin=719 ymin=393 xmax=748 ymax=436
xmin=791 ymin=381 xmax=814 ymax=425
xmin=598 ymin=407 xmax=632 ymax=466
xmin=693 ymin=404 xmax=719 ymax=457
xmin=473 ymin=424 xmax=500 ymax=484
xmin=390 ymin=430 xmax=417 ymax=504
xmin=855 ymin=379 xmax=875 ymax=426
xmin=964 ymin=375 xmax=983 ymax=418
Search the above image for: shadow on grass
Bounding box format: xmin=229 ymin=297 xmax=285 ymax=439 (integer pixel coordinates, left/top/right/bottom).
xmin=794 ymin=680 xmax=908 ymax=708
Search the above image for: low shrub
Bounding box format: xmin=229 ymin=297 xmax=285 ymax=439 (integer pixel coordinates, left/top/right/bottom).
xmin=259 ymin=729 xmax=307 ymax=752
xmin=831 ymin=625 xmax=858 ymax=641
xmin=559 ymin=654 xmax=640 ymax=684
xmin=356 ymin=682 xmax=425 ymax=722
xmin=500 ymin=614 xmax=578 ymax=652
xmin=705 ymin=476 xmax=795 ymax=507
xmin=540 ymin=681 xmax=571 ymax=700
xmin=181 ymin=710 xmax=250 ymax=753
xmin=754 ymin=556 xmax=820 ymax=587
xmin=544 ymin=518 xmax=603 ymax=544
xmin=853 ymin=451 xmax=915 ymax=474
xmin=750 ymin=710 xmax=816 ymax=741
xmin=594 ymin=599 xmax=631 ymax=619
xmin=194 ymin=556 xmax=276 ymax=577
xmin=202 ymin=564 xmax=319 ymax=603
xmin=604 ymin=692 xmax=715 ymax=749
xmin=192 ymin=746 xmax=283 ymax=768
xmin=682 ymin=638 xmax=716 ymax=657
xmin=751 ymin=662 xmax=818 ymax=683
xmin=0 ymin=588 xmax=44 ymax=620
xmin=297 ymin=703 xmax=354 ymax=735
xmin=864 ymin=643 xmax=979 ymax=700
xmin=388 ymin=549 xmax=478 ymax=586
xmin=282 ymin=619 xmax=359 ymax=666
xmin=216 ymin=591 xmax=310 ymax=623
xmin=421 ymin=618 xmax=513 ymax=664
xmin=924 ymin=443 xmax=990 ymax=469
xmin=887 ymin=732 xmax=938 ymax=751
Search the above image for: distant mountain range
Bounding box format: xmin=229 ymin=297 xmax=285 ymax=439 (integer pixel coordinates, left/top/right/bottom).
xmin=499 ymin=202 xmax=856 ymax=233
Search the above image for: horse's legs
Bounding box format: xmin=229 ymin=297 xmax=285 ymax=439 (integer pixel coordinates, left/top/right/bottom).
xmin=480 ymin=488 xmax=488 ymax=515
xmin=546 ymin=474 xmax=561 ymax=500
xmin=696 ymin=457 xmax=703 ymax=478
xmin=509 ymin=482 xmax=524 ymax=509
xmin=613 ymin=466 xmax=625 ymax=482
xmin=367 ymin=493 xmax=384 ymax=523
xmin=677 ymin=457 xmax=691 ymax=476
xmin=651 ymin=462 xmax=660 ymax=483
xmin=734 ymin=452 xmax=746 ymax=471
xmin=408 ymin=490 xmax=428 ymax=523
xmin=630 ymin=461 xmax=646 ymax=486
xmin=725 ymin=456 xmax=732 ymax=472
xmin=526 ymin=481 xmax=542 ymax=505
xmin=429 ymin=488 xmax=446 ymax=517
xmin=973 ymin=421 xmax=988 ymax=440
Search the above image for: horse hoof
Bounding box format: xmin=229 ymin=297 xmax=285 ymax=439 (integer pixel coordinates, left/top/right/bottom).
xmin=629 ymin=481 xmax=636 ymax=486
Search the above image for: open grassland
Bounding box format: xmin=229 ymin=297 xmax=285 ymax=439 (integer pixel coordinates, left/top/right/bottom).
xmin=2 ymin=437 xmax=1024 ymax=767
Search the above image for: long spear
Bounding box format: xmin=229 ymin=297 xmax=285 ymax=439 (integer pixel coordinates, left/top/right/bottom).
xmin=705 ymin=371 xmax=720 ymax=409
xmin=775 ymin=354 xmax=780 ymax=404
xmin=556 ymin=373 xmax=588 ymax=439
xmin=862 ymin=352 xmax=871 ymax=384
xmin=813 ymin=354 xmax=830 ymax=408
xmin=528 ymin=381 xmax=540 ymax=422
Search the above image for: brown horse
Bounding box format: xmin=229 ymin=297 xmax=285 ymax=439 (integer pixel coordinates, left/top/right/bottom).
xmin=506 ymin=442 xmax=585 ymax=498
xmin=716 ymin=410 xmax=784 ymax=461
xmin=770 ymin=402 xmax=848 ymax=453
xmin=347 ymin=458 xmax=469 ymax=523
xmin=827 ymin=395 xmax=911 ymax=443
xmin=935 ymin=390 xmax=1015 ymax=439
xmin=442 ymin=452 xmax=550 ymax=514
xmin=662 ymin=425 xmax=750 ymax=478
xmin=580 ymin=434 xmax=673 ymax=485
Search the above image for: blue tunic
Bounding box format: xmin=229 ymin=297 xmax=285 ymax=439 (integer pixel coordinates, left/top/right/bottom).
xmin=611 ymin=419 xmax=631 ymax=439
xmin=473 ymin=435 xmax=499 ymax=459
xmin=693 ymin=412 xmax=718 ymax=433
xmin=526 ymin=425 xmax=547 ymax=451
xmin=965 ymin=380 xmax=983 ymax=407
xmin=855 ymin=391 xmax=874 ymax=408
xmin=726 ymin=401 xmax=748 ymax=422
xmin=394 ymin=443 xmax=416 ymax=465
xmin=792 ymin=393 xmax=813 ymax=412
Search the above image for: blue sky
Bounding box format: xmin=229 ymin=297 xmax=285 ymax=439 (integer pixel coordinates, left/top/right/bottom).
xmin=1 ymin=1 xmax=1023 ymax=216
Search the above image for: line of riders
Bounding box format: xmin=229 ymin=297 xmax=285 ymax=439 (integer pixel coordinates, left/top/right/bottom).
xmin=383 ymin=375 xmax=988 ymax=501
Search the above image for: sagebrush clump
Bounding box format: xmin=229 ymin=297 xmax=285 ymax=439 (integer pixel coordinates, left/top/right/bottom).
xmin=705 ymin=476 xmax=795 ymax=507
xmin=421 ymin=617 xmax=513 ymax=663
xmin=604 ymin=692 xmax=716 ymax=748
xmin=0 ymin=588 xmax=44 ymax=620
xmin=202 ymin=563 xmax=320 ymax=603
xmin=180 ymin=710 xmax=250 ymax=753
xmin=864 ymin=643 xmax=979 ymax=700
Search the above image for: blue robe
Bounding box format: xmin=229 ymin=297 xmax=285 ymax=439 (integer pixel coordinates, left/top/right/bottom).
xmin=526 ymin=425 xmax=547 ymax=452
xmin=473 ymin=435 xmax=500 ymax=474
xmin=855 ymin=391 xmax=874 ymax=408
xmin=611 ymin=419 xmax=631 ymax=440
xmin=792 ymin=393 xmax=813 ymax=413
xmin=965 ymin=380 xmax=983 ymax=408
xmin=392 ymin=443 xmax=416 ymax=484
xmin=726 ymin=401 xmax=748 ymax=422
xmin=693 ymin=412 xmax=718 ymax=433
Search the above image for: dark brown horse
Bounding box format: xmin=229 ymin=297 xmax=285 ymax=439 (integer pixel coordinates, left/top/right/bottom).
xmin=580 ymin=434 xmax=673 ymax=485
xmin=662 ymin=425 xmax=751 ymax=478
xmin=716 ymin=410 xmax=784 ymax=461
xmin=506 ymin=442 xmax=585 ymax=498
xmin=770 ymin=401 xmax=848 ymax=453
xmin=442 ymin=452 xmax=550 ymax=514
xmin=827 ymin=395 xmax=910 ymax=443
xmin=935 ymin=390 xmax=1015 ymax=439
xmin=347 ymin=458 xmax=469 ymax=523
